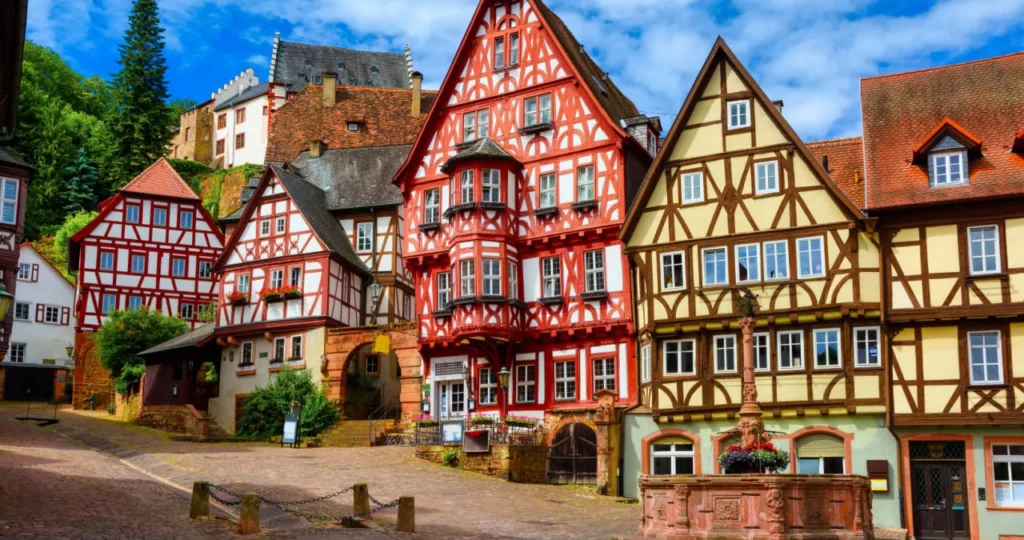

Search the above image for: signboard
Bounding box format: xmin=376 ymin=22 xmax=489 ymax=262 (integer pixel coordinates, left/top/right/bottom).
xmin=282 ymin=407 xmax=301 ymax=447
xmin=442 ymin=422 xmax=463 ymax=443
xmin=870 ymin=478 xmax=888 ymax=492
xmin=463 ymin=429 xmax=490 ymax=453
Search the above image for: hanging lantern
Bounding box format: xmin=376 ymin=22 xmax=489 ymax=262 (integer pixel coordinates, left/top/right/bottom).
xmin=0 ymin=282 xmax=13 ymax=322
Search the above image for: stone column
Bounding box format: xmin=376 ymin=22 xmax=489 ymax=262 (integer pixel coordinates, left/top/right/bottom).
xmin=392 ymin=333 xmax=423 ymax=422
xmin=737 ymin=317 xmax=763 ymax=447
xmin=593 ymin=389 xmax=617 ymax=495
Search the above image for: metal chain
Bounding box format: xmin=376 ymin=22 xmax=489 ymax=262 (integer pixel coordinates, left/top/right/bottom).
xmin=207 ymin=484 xmax=243 ymax=506
xmin=261 ymin=486 xmax=354 ymax=506
xmin=205 ymin=483 xmax=398 ymax=523
xmin=361 ymin=486 xmax=392 ymax=509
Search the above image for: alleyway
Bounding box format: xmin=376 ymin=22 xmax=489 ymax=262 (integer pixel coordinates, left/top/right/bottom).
xmin=0 ymin=403 xmax=640 ymax=538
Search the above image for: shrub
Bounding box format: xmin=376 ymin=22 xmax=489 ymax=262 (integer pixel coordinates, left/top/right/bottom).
xmin=168 ymin=158 xmax=211 ymax=179
xmin=440 ymin=447 xmax=459 ymax=467
xmin=236 ymin=367 xmax=341 ymax=440
xmin=95 ymin=307 xmax=190 ymax=395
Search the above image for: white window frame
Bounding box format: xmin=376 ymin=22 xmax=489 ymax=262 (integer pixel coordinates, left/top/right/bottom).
xmin=463 ymin=110 xmax=476 ymax=142
xmin=796 ymin=236 xmax=825 ymax=279
xmin=482 ymin=169 xmax=501 ymax=203
xmin=44 ymin=305 xmax=60 ymax=324
xmin=172 ymin=258 xmax=186 ymax=277
xmin=180 ymin=303 xmax=194 ymax=320
xmin=508 ymin=32 xmax=519 ymax=65
xmin=478 ymin=368 xmax=497 ymax=405
xmin=477 ymin=109 xmax=489 ymax=139
xmin=99 ymin=251 xmax=114 ymax=271
xmin=260 ymin=219 xmax=271 ymax=236
xmin=929 ymin=150 xmax=967 ymax=187
xmin=516 ymin=364 xmax=536 ymax=403
xmin=754 ymin=332 xmax=771 ymax=372
xmin=755 ymin=160 xmax=779 ymax=194
xmin=199 ymin=261 xmax=213 ymax=279
xmin=813 ymin=328 xmax=842 ymax=369
xmin=660 ymin=251 xmax=686 ymax=291
xmin=0 ymin=178 xmax=18 ymax=225
xmin=460 ymin=170 xmax=475 ymax=204
xmin=237 ymin=274 xmax=250 ymax=294
xmin=539 ymin=173 xmax=557 ymax=209
xmin=778 ymin=330 xmax=804 ymax=370
xmin=153 ymin=207 xmax=167 ymax=226
xmin=130 ymin=254 xmax=145 ymax=274
xmin=650 ymin=441 xmax=695 ymax=475
xmin=460 ymin=259 xmax=475 ymax=297
xmin=275 ymin=216 xmax=286 ymax=234
xmin=9 ymin=342 xmax=25 ymax=363
xmin=663 ymin=339 xmax=696 ymax=376
xmin=968 ymin=330 xmax=1003 ymax=385
xmin=735 ymin=243 xmax=761 ymax=283
xmin=17 ymin=263 xmax=30 ymax=280
xmin=542 ymin=256 xmax=561 ymax=298
xmin=854 ymin=327 xmax=880 ymax=368
xmin=508 ymin=261 xmax=518 ymax=300
xmin=584 ymin=250 xmax=605 ymax=293
xmin=289 ymin=266 xmax=301 ymax=287
xmin=702 ymin=247 xmax=728 ymax=287
xmin=714 ymin=335 xmax=737 ymax=374
xmin=494 ymin=36 xmax=505 ymax=70
xmin=640 ymin=344 xmax=652 ymax=383
xmin=437 ymin=272 xmax=450 ymax=310
xmin=356 ymin=222 xmax=373 ymax=253
xmin=554 ymin=360 xmax=576 ymax=401
xmin=681 ymin=171 xmax=703 ymax=204
xmin=102 ymin=294 xmax=117 ymax=314
xmin=125 ymin=205 xmax=140 ymax=224
xmin=424 ymin=188 xmax=440 ymax=224
xmin=797 ymin=456 xmax=846 ymax=475
xmin=269 ymin=269 xmax=284 ymax=289
xmin=128 ymin=296 xmax=143 ymax=311
xmin=576 ymin=165 xmax=595 ymax=202
xmin=14 ymin=301 xmax=30 ymax=321
xmin=967 ymin=225 xmax=1000 ymax=276
xmin=727 ymin=100 xmax=751 ymax=130
xmin=991 ymin=443 xmax=1024 ymax=508
xmin=763 ymin=240 xmax=789 ymax=281
xmin=482 ymin=258 xmax=501 ymax=296
xmin=593 ymin=357 xmax=616 ymax=394
xmin=179 ymin=210 xmax=194 ymax=229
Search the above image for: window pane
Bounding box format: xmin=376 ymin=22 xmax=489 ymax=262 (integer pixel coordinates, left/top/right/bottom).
xmin=797 ymin=458 xmax=821 ymax=474
xmin=653 ymin=456 xmax=672 ymax=475
xmin=675 ymin=457 xmax=694 ymax=475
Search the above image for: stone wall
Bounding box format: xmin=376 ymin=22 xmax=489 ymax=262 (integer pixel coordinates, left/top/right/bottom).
xmin=323 ymin=328 xmax=422 ymax=421
xmin=167 ymin=102 xmax=214 ymax=164
xmin=416 ymin=444 xmax=547 ymax=484
xmin=72 ymin=332 xmax=112 ymax=410
xmin=137 ymin=405 xmax=210 ymax=438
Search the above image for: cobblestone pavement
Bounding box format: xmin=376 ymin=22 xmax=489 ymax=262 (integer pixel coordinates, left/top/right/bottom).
xmin=3 ymin=404 xmax=641 ymax=539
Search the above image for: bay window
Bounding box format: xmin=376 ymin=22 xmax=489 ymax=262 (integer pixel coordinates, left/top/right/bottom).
xmin=460 ymin=170 xmax=475 ymax=204
xmin=482 ymin=169 xmax=501 ymax=203
xmin=460 ymin=260 xmax=475 ymax=297
xmin=482 ymin=259 xmax=501 ymax=296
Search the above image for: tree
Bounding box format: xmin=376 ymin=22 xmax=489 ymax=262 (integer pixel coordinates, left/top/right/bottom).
xmin=31 ymin=238 xmax=72 ymax=282
xmin=168 ymin=97 xmax=198 ymax=128
xmin=54 ymin=211 xmax=98 ymax=273
xmin=237 ymin=367 xmax=341 ymax=439
xmin=109 ymin=0 xmax=172 ymax=189
xmin=96 ymin=308 xmax=189 ymax=395
xmin=63 ymin=148 xmax=99 ymax=214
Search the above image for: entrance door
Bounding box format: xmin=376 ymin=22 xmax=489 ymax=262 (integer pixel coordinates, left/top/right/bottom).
xmin=548 ymin=423 xmax=597 ymax=485
xmin=437 ymin=382 xmax=466 ymax=443
xmin=911 ymin=462 xmax=970 ymax=539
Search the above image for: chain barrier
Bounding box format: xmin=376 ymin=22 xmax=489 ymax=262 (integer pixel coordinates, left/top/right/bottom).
xmin=206 ymin=483 xmax=399 ymax=523
xmin=207 ymin=484 xmax=243 ymax=506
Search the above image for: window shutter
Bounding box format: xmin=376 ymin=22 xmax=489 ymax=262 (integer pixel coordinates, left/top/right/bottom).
xmin=31 ymin=264 xmax=39 ymax=282
xmin=653 ymin=436 xmax=692 ymax=446
xmin=61 ymin=307 xmax=70 ymax=325
xmin=35 ymin=303 xmax=44 ymax=322
xmin=796 ymin=434 xmax=844 ymax=458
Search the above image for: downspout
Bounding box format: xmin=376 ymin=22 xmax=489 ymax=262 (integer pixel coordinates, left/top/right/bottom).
xmin=616 ymin=255 xmax=644 ymax=498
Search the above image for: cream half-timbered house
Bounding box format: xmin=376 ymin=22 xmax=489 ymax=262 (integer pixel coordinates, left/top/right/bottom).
xmin=617 ymin=39 xmax=899 ymax=527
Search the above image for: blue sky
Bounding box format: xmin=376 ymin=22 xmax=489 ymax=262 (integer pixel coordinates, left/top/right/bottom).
xmin=27 ymin=0 xmax=1024 ymax=141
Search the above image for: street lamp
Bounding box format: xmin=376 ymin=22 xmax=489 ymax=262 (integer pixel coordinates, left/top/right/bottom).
xmin=497 ymin=366 xmax=511 ymax=418
xmin=369 ymin=278 xmax=382 ymax=309
xmin=0 ymin=282 xmax=13 ymax=321
xmin=66 ymin=344 xmax=74 ymax=359
xmin=462 ymin=364 xmax=476 ymax=412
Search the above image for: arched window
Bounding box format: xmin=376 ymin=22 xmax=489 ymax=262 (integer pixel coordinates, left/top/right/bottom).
xmin=796 ymin=433 xmax=845 ymax=474
xmin=650 ymin=436 xmax=695 ymax=475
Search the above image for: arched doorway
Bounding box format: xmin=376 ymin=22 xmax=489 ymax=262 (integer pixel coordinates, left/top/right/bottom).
xmin=548 ymin=423 xmax=598 ymax=485
xmin=341 ymin=343 xmax=401 ymax=420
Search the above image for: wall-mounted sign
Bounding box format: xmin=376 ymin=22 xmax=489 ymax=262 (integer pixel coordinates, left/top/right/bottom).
xmin=463 ymin=429 xmax=490 ymax=453
xmin=259 ymin=352 xmax=269 ymax=359
xmin=866 ymin=460 xmax=889 ymax=492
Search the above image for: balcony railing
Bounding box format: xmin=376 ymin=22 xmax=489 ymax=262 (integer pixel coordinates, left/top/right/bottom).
xmin=413 ymin=420 xmax=543 ymax=447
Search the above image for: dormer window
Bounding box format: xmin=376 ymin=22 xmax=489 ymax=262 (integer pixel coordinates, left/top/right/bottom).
xmin=913 ymin=119 xmax=980 ymax=187
xmin=347 ymin=122 xmax=360 ymax=132
xmin=929 ymin=150 xmax=967 ymax=187
xmin=727 ymin=100 xmax=750 ymax=130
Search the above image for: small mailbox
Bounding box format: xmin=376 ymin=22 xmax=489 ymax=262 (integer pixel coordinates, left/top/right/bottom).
xmin=866 ymin=460 xmax=889 ymax=492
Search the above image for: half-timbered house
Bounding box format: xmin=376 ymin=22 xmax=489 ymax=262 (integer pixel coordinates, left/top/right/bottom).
xmin=863 ymin=52 xmax=1024 ymax=540
xmin=617 ymin=39 xmax=900 ymax=526
xmin=69 ymin=158 xmax=224 ymax=409
xmin=393 ymin=0 xmax=659 ymax=490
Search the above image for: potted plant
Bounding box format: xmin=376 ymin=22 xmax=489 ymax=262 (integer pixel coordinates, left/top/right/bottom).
xmin=260 ymin=288 xmax=283 ymax=302
xmin=414 ymin=414 xmax=438 ymax=427
xmin=503 ymin=414 xmax=539 ymax=428
xmin=717 ymin=439 xmax=790 ymax=474
xmin=281 ymin=285 xmax=302 ymax=299
xmin=469 ymin=414 xmax=494 ymax=426
xmin=227 ymin=291 xmax=249 ymax=306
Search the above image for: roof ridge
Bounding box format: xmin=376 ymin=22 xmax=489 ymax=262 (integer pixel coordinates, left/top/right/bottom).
xmin=806 ymin=136 xmax=864 ymax=146
xmin=121 ymin=157 xmax=199 ymax=200
xmin=305 ymin=83 xmax=438 ymax=94
xmin=862 ymin=50 xmax=1024 ymax=82
xmin=279 ymin=39 xmax=405 ymax=57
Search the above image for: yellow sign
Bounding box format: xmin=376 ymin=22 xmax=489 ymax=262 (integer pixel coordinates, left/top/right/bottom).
xmin=871 ymin=478 xmax=888 ymax=492
xmin=373 ymin=334 xmax=391 ymax=354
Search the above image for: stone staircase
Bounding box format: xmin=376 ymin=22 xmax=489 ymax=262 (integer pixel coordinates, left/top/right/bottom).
xmin=318 ymin=419 xmax=396 ymax=447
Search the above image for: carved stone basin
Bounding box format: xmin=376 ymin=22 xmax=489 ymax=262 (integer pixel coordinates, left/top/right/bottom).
xmin=638 ymin=474 xmax=874 ymax=539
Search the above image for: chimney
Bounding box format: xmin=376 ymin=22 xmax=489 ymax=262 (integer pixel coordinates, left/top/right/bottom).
xmin=322 ymin=72 xmax=337 ymax=107
xmin=310 ymin=140 xmax=324 ymax=158
xmin=772 ymin=100 xmax=784 ymax=114
xmin=411 ymin=71 xmax=423 ymax=116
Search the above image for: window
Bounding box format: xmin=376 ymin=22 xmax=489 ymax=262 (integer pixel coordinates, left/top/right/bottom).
xmin=131 ymin=254 xmax=145 ymax=274
xmin=508 ymin=261 xmax=518 ymax=300
xmin=664 ymin=340 xmax=696 ymax=376
xmin=216 ymin=139 xmax=225 ymax=155
xmin=17 ymin=263 xmax=30 ymax=280
xmin=128 ymin=296 xmax=143 ymax=311
xmin=494 ymin=36 xmax=505 ymax=69
xmin=263 ymin=105 xmax=269 ymax=116
xmin=702 ymin=247 xmax=728 ymax=286
xmin=482 ymin=169 xmax=501 ymax=203
xmin=797 ymin=236 xmax=824 ymax=278
xmin=240 ymin=342 xmax=254 ymax=366
xmin=425 ymin=189 xmax=440 ymax=224
xmin=180 ymin=303 xmax=194 ymax=319
xmin=460 ymin=259 xmax=475 ymax=296
xmin=437 ymin=272 xmax=450 ymax=310
xmin=260 ymin=220 xmax=271 ymax=236
xmin=509 ymin=32 xmax=519 ymax=65
xmin=992 ymin=444 xmax=1024 ymax=507
xmin=44 ymin=305 xmax=60 ymax=324
xmin=172 ymin=258 xmax=186 ymax=277
xmin=365 ymin=355 xmax=380 ymax=375
xmin=101 ymin=294 xmax=117 ymax=315
xmin=235 ymin=133 xmax=246 ymax=150
xmin=641 ymin=345 xmax=652 ymax=383
xmin=217 ymin=113 xmax=227 ymax=129
xmin=179 ymin=210 xmax=194 ymax=229
xmin=796 ymin=434 xmax=845 ymax=474
xmin=969 ymin=331 xmax=1003 ymax=384
xmin=524 ymin=94 xmax=551 ymax=127
xmin=482 ymin=259 xmax=501 ymax=296
xmin=347 ymin=122 xmax=359 ymax=132
xmin=356 ymin=222 xmax=373 ymax=253
xmin=200 ymin=261 xmax=213 ymax=280
xmin=125 ymin=204 xmax=140 ymax=223
xmin=463 ymin=111 xmax=476 ymax=142
xmin=594 ymin=358 xmax=616 ymax=393
xmin=755 ymin=161 xmax=779 ymax=194
xmin=584 ymin=250 xmax=605 ymax=293
xmin=764 ymin=240 xmax=789 ymax=281
xmin=235 ymin=108 xmax=245 ymax=124
xmin=237 ymin=274 xmax=250 ymax=293
xmin=539 ymin=173 xmax=556 ymax=209
xmin=854 ymin=327 xmax=880 ymax=367
xmin=554 ymin=360 xmax=576 ymax=401
xmin=542 ymin=256 xmax=561 ymax=297
xmin=651 ymin=439 xmax=695 ymax=475
xmin=714 ymin=335 xmax=737 ymax=373
xmin=460 ymin=170 xmax=475 ymax=204
xmin=14 ymin=302 xmax=29 ymax=321
xmin=99 ymin=251 xmax=114 ymax=271
xmin=516 ymin=364 xmax=536 ymax=403
xmin=681 ymin=171 xmax=703 ymax=203
xmin=9 ymin=343 xmax=25 ymax=363
xmin=479 ymin=368 xmax=497 ymax=405
xmin=778 ymin=330 xmax=804 ymax=370
xmin=288 ymin=266 xmax=301 ymax=287
xmin=478 ymin=109 xmax=489 ymax=140
xmin=930 ymin=151 xmax=967 ymax=186
xmin=968 ymin=225 xmax=1000 ymax=275
xmin=269 ymin=269 xmax=284 ymax=289
xmin=576 ymin=165 xmax=595 ymax=202
xmin=185 ymin=127 xmax=190 ymax=141
xmin=0 ymin=178 xmax=17 ymax=224
xmin=153 ymin=208 xmax=167 ymax=226
xmin=814 ymin=329 xmax=841 ymax=368
xmin=275 ymin=217 xmax=286 ymax=234
xmin=754 ymin=333 xmax=770 ymax=371
xmin=735 ymin=243 xmax=760 ymax=283
xmin=661 ymin=251 xmax=686 ymax=291
xmin=727 ymin=100 xmax=750 ymax=129
xmin=273 ymin=337 xmax=286 ymax=362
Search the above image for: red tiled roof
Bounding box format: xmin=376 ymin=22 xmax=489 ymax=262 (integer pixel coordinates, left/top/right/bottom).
xmin=266 ymin=84 xmax=436 ymax=164
xmin=1014 ymin=128 xmax=1024 ymax=152
xmin=910 ymin=117 xmax=982 ymax=164
xmin=861 ymin=52 xmax=1024 ymax=210
xmin=806 ymin=136 xmax=865 ymax=209
xmin=120 ymin=157 xmax=199 ymax=200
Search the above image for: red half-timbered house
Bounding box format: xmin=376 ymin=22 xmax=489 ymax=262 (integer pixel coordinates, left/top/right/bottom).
xmin=69 ymin=158 xmax=224 ymax=408
xmin=394 ymin=0 xmax=659 ymax=460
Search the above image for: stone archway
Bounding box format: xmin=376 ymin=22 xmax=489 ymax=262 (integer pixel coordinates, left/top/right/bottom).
xmin=323 ymin=327 xmax=421 ymax=421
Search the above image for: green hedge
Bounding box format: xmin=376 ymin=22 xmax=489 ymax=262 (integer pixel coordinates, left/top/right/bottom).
xmin=237 ymin=367 xmax=341 ymax=440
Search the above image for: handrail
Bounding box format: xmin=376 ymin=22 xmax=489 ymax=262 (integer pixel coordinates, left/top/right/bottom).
xmin=367 ymin=385 xmax=397 ymax=446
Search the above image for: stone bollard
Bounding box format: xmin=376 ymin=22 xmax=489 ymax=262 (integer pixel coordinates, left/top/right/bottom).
xmin=353 ymin=483 xmax=370 ymax=516
xmin=396 ymin=496 xmax=415 ymax=533
xmin=238 ymin=493 xmax=260 ymax=534
xmin=190 ymin=482 xmax=210 ymax=519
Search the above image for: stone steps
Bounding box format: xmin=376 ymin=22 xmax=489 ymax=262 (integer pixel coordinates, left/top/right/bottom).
xmin=317 ymin=419 xmax=395 ymax=447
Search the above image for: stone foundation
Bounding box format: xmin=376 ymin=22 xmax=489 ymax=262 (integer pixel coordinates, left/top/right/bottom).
xmin=416 ymin=444 xmax=547 ymax=483
xmin=137 ymin=405 xmax=210 ymax=438
xmin=72 ymin=332 xmax=113 ymax=410
xmin=639 ymin=474 xmax=874 ymax=539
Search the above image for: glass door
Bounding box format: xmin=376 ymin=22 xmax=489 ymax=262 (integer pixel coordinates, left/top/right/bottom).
xmin=438 ymin=381 xmax=466 ymax=442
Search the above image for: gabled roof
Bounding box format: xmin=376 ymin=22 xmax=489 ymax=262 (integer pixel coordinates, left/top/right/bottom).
xmin=440 ymin=138 xmax=520 ymax=173
xmin=862 ymin=51 xmax=1024 ymax=210
xmin=213 ymin=82 xmax=269 ymax=112
xmin=120 ymin=158 xmax=199 ymax=201
xmin=806 ymin=137 xmax=866 ymax=209
xmin=910 ymin=117 xmax=982 ymax=164
xmin=621 ymin=37 xmax=863 ymax=240
xmin=0 ymin=147 xmax=31 ymax=170
xmin=19 ymin=241 xmax=74 ymax=287
xmin=270 ymin=38 xmax=411 ymax=93
xmin=291 ymin=145 xmax=410 ymax=211
xmin=139 ymin=323 xmax=215 ymax=357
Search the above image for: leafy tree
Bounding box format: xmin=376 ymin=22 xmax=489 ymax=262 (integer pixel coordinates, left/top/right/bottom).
xmin=31 ymin=238 xmax=72 ymax=282
xmin=168 ymin=97 xmax=198 ymax=127
xmin=238 ymin=368 xmax=341 ymax=440
xmin=63 ymin=148 xmax=99 ymax=214
xmin=109 ymin=0 xmax=172 ymax=189
xmin=95 ymin=307 xmax=189 ymax=395
xmin=54 ymin=211 xmax=99 ymax=273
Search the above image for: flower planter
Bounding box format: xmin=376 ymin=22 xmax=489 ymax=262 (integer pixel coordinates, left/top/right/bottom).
xmin=283 ymin=291 xmax=303 ymax=300
xmin=262 ymin=294 xmax=283 ymax=303
xmin=229 ymin=297 xmax=249 ymax=306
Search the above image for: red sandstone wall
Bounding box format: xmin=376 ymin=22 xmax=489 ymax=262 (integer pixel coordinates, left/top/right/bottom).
xmin=72 ymin=331 xmax=112 ymax=409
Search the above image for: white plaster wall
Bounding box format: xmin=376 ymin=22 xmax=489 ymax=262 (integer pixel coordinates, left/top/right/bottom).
xmin=10 ymin=247 xmax=76 ymax=366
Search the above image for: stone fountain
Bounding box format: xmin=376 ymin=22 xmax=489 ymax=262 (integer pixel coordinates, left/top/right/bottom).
xmin=638 ymin=292 xmax=874 ymax=539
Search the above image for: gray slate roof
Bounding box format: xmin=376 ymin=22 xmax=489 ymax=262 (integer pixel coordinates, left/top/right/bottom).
xmin=0 ymin=147 xmax=32 ymax=169
xmin=140 ymin=324 xmax=215 ymax=357
xmin=213 ymin=82 xmax=270 ymax=112
xmin=270 ymin=165 xmax=369 ymax=274
xmin=272 ymin=40 xmax=410 ymax=92
xmin=441 ymin=138 xmax=520 ymax=173
xmin=291 ymin=145 xmax=408 ymax=210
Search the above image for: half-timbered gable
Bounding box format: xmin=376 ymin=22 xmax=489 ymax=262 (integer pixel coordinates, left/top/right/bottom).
xmin=70 ymin=158 xmax=224 ymax=332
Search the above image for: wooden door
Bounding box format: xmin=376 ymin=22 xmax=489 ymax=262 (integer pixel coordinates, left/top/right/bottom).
xmin=547 ymin=423 xmax=597 ymax=485
xmin=911 ymin=461 xmax=970 ymax=539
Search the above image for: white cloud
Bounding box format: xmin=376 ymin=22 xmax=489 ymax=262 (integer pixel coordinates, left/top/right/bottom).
xmin=247 ymin=54 xmax=269 ymax=68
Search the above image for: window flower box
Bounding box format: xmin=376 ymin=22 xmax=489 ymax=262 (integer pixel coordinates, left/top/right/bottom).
xmin=414 ymin=414 xmax=439 ymax=427
xmin=260 ymin=286 xmax=301 ymax=303
xmin=503 ymin=415 xmax=539 ymax=428
xmin=227 ymin=292 xmax=249 ymax=306
xmin=469 ymin=414 xmax=495 ymax=426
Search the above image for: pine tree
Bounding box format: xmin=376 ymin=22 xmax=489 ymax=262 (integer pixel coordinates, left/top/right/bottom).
xmin=63 ymin=148 xmax=99 ymax=214
xmin=109 ymin=0 xmax=171 ymax=189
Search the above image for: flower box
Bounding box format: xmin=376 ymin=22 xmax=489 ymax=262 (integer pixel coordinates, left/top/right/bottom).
xmin=413 ymin=414 xmax=439 ymax=427
xmin=503 ymin=415 xmax=539 ymax=428
xmin=469 ymin=414 xmax=494 ymax=426
xmin=227 ymin=292 xmax=249 ymax=306
xmin=260 ymin=286 xmax=301 ymax=303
